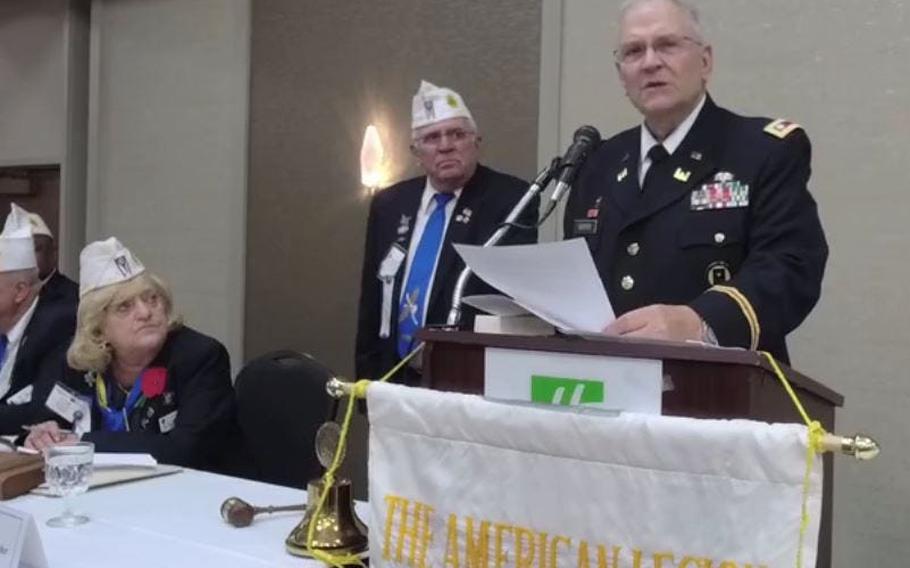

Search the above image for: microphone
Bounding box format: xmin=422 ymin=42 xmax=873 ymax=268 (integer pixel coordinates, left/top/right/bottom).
xmin=549 ymin=125 xmax=602 ymax=205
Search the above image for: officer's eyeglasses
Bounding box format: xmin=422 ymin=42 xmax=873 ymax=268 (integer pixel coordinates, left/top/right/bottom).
xmin=415 ymin=128 xmax=476 ymax=149
xmin=614 ymin=35 xmax=703 ymax=66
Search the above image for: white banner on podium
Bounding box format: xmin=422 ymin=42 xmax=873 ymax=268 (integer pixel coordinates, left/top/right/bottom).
xmin=368 ymin=382 xmax=821 ymax=568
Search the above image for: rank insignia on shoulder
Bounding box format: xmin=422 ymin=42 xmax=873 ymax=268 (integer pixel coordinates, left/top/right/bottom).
xmin=691 ymin=180 xmax=750 ymax=210
xmin=764 ymin=118 xmax=802 ymax=139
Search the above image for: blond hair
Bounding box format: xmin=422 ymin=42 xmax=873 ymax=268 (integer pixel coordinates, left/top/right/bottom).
xmin=66 ymin=273 xmax=182 ymax=372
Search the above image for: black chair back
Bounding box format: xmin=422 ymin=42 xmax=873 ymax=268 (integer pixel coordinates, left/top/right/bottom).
xmin=234 ymin=350 xmax=337 ymax=488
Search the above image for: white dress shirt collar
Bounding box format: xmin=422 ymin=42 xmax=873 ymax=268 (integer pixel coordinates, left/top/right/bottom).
xmin=0 ymin=295 xmax=40 ymax=400
xmin=6 ymin=295 xmax=39 ymax=347
xmin=419 ymin=179 xmax=462 ymax=214
xmin=640 ymin=94 xmax=707 ymax=157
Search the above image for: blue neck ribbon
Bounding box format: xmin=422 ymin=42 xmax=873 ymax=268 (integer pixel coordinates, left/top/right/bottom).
xmin=95 ymin=372 xmax=145 ymax=432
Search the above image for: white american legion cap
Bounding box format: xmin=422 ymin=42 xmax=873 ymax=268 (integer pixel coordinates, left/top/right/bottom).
xmin=411 ymin=80 xmax=475 ymax=131
xmin=79 ymin=237 xmax=146 ymax=298
xmin=0 ymin=204 xmax=38 ymax=272
xmin=27 ymin=212 xmax=53 ymax=239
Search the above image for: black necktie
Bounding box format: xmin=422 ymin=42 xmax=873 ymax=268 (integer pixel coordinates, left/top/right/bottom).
xmin=642 ymin=144 xmax=669 ymax=191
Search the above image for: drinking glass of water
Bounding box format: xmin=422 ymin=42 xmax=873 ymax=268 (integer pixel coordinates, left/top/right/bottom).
xmin=45 ymin=442 xmax=94 ymax=527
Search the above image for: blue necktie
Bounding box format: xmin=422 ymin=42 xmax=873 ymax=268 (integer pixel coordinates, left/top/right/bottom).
xmin=0 ymin=335 xmax=8 ymax=368
xmin=397 ymin=192 xmax=455 ymax=357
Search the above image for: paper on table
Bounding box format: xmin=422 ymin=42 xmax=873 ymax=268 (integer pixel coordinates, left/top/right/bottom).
xmin=454 ymin=239 xmax=614 ymax=333
xmin=94 ymin=453 xmax=158 ymax=467
xmin=32 ymin=464 xmax=182 ymax=496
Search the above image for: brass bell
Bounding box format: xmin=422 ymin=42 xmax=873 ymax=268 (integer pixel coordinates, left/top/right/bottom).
xmin=286 ymin=478 xmax=368 ymax=558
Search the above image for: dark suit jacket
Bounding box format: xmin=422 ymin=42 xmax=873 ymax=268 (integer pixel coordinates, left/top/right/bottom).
xmin=356 ymin=164 xmax=538 ymax=381
xmin=565 ymin=95 xmax=828 ymax=362
xmin=41 ymin=270 xmax=79 ymax=306
xmin=0 ymin=285 xmax=77 ymax=410
xmin=25 ymin=326 xmax=236 ymax=470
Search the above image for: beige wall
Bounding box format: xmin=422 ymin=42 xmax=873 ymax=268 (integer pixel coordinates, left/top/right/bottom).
xmin=0 ymin=0 xmax=89 ymax=276
xmin=0 ymin=0 xmax=66 ymax=166
xmin=245 ymin=1 xmax=542 ymax=376
xmin=86 ymin=0 xmax=250 ymax=369
xmin=545 ymin=1 xmax=910 ymax=564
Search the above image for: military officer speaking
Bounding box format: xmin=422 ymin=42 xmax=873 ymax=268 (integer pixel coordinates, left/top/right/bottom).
xmin=564 ymin=0 xmax=827 ymax=363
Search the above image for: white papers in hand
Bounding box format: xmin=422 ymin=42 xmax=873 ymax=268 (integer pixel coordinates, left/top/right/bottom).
xmin=461 ymin=294 xmax=531 ymax=317
xmin=454 ymin=239 xmax=614 ymax=333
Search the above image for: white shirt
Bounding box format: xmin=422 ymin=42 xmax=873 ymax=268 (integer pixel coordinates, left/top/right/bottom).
xmin=0 ymin=295 xmax=40 ymax=400
xmin=399 ymin=181 xmax=463 ymax=325
xmin=638 ymin=94 xmax=707 ymax=187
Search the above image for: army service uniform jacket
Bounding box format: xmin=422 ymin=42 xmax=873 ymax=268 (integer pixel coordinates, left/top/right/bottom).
xmin=564 ymin=96 xmax=828 ymax=363
xmin=356 ymin=164 xmax=538 ymax=381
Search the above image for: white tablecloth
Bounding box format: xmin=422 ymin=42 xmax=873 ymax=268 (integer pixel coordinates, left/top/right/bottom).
xmin=7 ymin=469 xmax=368 ymax=567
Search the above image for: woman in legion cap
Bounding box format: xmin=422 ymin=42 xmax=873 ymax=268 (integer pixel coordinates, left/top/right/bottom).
xmin=22 ymin=238 xmax=235 ymax=470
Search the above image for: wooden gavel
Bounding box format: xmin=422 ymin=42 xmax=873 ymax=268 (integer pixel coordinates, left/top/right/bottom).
xmin=220 ymin=496 xmax=306 ymax=528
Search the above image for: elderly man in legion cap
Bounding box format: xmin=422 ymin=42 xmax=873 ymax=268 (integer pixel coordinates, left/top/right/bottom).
xmin=0 ymin=204 xmax=77 ymax=433
xmin=355 ymin=80 xmax=539 ymax=383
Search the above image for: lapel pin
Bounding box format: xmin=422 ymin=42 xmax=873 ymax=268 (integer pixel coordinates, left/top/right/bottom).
xmin=690 ymin=151 xmax=703 ymax=161
xmin=617 ymin=167 xmax=628 ymax=182
xmin=397 ymin=214 xmax=411 ymax=235
xmin=673 ymin=168 xmax=692 ymax=182
xmin=456 ymin=208 xmax=472 ymax=224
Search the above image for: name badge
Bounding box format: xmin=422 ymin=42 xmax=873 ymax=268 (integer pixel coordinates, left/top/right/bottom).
xmin=378 ymin=244 xmax=407 ymax=339
xmin=573 ymin=219 xmax=598 ymax=236
xmin=5 ymin=385 xmax=33 ymax=406
xmin=158 ymin=410 xmax=178 ymax=433
xmin=378 ymin=244 xmax=407 ymax=279
xmin=45 ymin=382 xmax=91 ymax=436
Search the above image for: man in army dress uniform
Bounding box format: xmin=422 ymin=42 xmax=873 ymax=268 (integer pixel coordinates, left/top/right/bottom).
xmin=564 ymin=0 xmax=827 ymax=362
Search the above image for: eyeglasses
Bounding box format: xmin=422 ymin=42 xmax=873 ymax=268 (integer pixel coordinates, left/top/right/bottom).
xmin=414 ymin=128 xmax=476 ymax=149
xmin=614 ymin=35 xmax=703 ymax=66
xmin=109 ymin=290 xmax=162 ymax=316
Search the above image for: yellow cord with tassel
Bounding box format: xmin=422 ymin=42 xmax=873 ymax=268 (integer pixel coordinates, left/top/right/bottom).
xmin=761 ymin=351 xmax=825 ymax=568
xmin=303 ymin=343 xmax=425 ymax=567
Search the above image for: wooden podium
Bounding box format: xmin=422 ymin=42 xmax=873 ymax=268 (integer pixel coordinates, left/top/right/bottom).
xmin=417 ymin=329 xmax=844 ymax=568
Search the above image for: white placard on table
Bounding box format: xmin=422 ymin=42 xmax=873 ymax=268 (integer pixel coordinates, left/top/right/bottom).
xmin=0 ymin=504 xmax=47 ymax=568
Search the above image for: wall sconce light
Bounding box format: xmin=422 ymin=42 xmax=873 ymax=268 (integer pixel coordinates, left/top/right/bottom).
xmin=360 ymin=124 xmax=385 ymax=194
